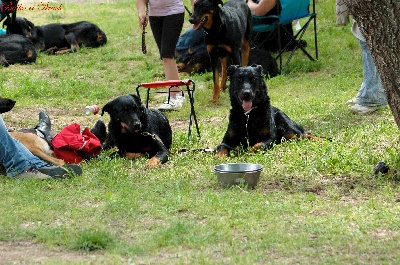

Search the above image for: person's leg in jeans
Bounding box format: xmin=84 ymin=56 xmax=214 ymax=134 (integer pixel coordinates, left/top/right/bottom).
xmin=356 ymin=40 xmax=387 ymax=107
xmin=348 ymin=40 xmax=387 ymax=114
xmin=0 ymin=114 xmax=48 ymax=177
xmin=0 ymin=114 xmax=82 ymax=179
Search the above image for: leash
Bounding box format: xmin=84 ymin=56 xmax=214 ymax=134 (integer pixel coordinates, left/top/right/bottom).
xmin=141 ymin=131 xmax=164 ymax=146
xmin=184 ymin=5 xmax=192 ymax=16
xmin=141 ymin=4 xmax=148 ymax=54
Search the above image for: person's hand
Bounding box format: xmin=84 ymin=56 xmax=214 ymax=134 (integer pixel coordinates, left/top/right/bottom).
xmin=138 ymin=13 xmax=148 ymax=29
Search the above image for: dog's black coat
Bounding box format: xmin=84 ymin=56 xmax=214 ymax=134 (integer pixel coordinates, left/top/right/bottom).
xmin=189 ymin=0 xmax=252 ymax=102
xmin=4 ymin=17 xmax=107 ymax=53
xmin=248 ymin=48 xmax=278 ymax=78
xmin=101 ymin=94 xmax=172 ymax=164
xmin=177 ymin=46 xmax=278 ymax=79
xmin=0 ymin=34 xmax=37 ymax=66
xmin=217 ymin=65 xmax=316 ymax=155
xmin=177 ymin=47 xmax=212 ymax=75
xmin=0 ymin=97 xmax=16 ymax=113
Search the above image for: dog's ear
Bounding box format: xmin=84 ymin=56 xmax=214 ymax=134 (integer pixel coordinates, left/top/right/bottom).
xmin=101 ymin=102 xmax=111 ymax=116
xmin=256 ymin=65 xmax=264 ymax=74
xmin=255 ymin=64 xmax=265 ymax=79
xmin=24 ymin=18 xmax=35 ymax=28
xmin=129 ymin=94 xmax=142 ymax=104
xmin=227 ymin=65 xmax=238 ymax=77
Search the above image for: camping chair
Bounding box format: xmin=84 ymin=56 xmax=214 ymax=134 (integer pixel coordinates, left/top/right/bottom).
xmin=251 ymin=0 xmax=318 ymax=73
xmin=0 ymin=0 xmax=18 ymax=25
xmin=136 ymin=79 xmax=200 ymax=141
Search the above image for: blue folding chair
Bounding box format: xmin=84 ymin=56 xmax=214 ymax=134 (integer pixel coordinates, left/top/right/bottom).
xmin=252 ymin=0 xmax=318 ymax=73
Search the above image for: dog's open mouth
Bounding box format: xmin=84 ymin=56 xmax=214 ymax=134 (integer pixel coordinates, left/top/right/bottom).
xmin=193 ymin=16 xmax=208 ymax=30
xmin=242 ymin=100 xmax=253 ymax=112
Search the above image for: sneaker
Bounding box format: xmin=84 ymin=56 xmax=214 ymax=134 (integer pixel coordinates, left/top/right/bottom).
xmin=346 ymin=97 xmax=360 ymax=105
xmin=15 ymin=168 xmax=52 ymax=180
xmin=348 ymin=104 xmax=383 ymax=114
xmin=37 ymin=164 xmax=82 ymax=179
xmin=158 ymin=95 xmax=185 ymax=111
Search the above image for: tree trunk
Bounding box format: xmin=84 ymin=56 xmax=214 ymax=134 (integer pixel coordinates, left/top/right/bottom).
xmin=344 ymin=0 xmax=400 ymax=128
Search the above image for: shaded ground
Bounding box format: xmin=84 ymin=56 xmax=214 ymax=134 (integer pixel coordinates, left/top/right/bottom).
xmin=0 ymin=240 xmax=98 ymax=264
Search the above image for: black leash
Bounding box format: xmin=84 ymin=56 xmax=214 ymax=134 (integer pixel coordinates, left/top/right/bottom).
xmin=184 ymin=5 xmax=192 ymax=16
xmin=141 ymin=4 xmax=148 ymax=54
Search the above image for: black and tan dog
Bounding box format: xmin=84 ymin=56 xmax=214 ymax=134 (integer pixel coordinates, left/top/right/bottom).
xmin=0 ymin=34 xmax=37 ymax=66
xmin=189 ymin=0 xmax=252 ymax=103
xmin=4 ymin=17 xmax=107 ymax=54
xmin=177 ymin=47 xmax=212 ymax=75
xmin=101 ymin=94 xmax=172 ymax=166
xmin=177 ymin=46 xmax=278 ymax=79
xmin=216 ymin=65 xmax=323 ymax=157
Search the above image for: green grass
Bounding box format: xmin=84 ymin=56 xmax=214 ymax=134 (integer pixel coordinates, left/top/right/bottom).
xmin=1 ymin=0 xmax=400 ymax=263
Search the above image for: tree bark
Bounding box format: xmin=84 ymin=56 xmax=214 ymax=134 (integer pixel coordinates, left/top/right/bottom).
xmin=344 ymin=0 xmax=400 ymax=128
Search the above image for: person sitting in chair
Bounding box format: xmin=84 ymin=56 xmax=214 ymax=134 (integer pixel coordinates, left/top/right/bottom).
xmin=248 ymin=0 xmax=306 ymax=52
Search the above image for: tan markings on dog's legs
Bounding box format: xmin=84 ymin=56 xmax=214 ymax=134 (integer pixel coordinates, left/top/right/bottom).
xmin=241 ymin=39 xmax=250 ymax=66
xmin=146 ymin=156 xmax=162 ymax=167
xmin=220 ymin=56 xmax=228 ymax=91
xmin=249 ymin=142 xmax=263 ymax=153
xmin=303 ymin=133 xmax=325 ymax=141
xmin=283 ymin=132 xmax=299 ymax=140
xmin=125 ymin=152 xmax=146 ymax=159
xmin=215 ymin=148 xmax=229 ymax=158
xmin=212 ymin=64 xmax=220 ymax=103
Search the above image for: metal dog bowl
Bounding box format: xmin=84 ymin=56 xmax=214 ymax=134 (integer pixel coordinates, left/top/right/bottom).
xmin=214 ymin=163 xmax=263 ymax=188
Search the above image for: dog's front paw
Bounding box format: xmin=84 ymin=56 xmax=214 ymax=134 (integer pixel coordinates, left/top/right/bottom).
xmin=125 ymin=152 xmax=146 ymax=159
xmin=215 ymin=149 xmax=229 ymax=158
xmin=248 ymin=142 xmax=263 ymax=153
xmin=146 ymin=156 xmax=162 ymax=167
xmin=210 ymin=96 xmax=220 ymax=103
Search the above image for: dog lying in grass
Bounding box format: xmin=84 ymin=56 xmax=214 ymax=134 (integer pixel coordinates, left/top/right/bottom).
xmin=101 ymin=94 xmax=172 ymax=166
xmin=4 ymin=17 xmax=107 ymax=54
xmin=216 ymin=65 xmax=323 ymax=157
xmin=177 ymin=46 xmax=278 ymax=78
xmin=0 ymin=34 xmax=37 ymax=66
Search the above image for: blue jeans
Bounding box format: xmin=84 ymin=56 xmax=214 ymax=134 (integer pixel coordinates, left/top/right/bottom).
xmin=356 ymin=40 xmax=387 ymax=107
xmin=0 ymin=115 xmax=49 ymax=177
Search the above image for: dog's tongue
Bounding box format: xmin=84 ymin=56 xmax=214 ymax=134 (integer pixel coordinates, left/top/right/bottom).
xmin=192 ymin=24 xmax=200 ymax=30
xmin=242 ymin=100 xmax=252 ymax=112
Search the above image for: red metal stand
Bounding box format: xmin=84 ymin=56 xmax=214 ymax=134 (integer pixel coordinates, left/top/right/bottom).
xmin=136 ymin=79 xmax=200 ymax=141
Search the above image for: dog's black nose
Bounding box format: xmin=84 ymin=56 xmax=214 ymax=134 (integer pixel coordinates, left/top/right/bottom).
xmin=241 ymin=90 xmax=254 ymax=101
xmin=189 ymin=16 xmax=195 ymax=24
xmin=132 ymin=121 xmax=141 ymax=130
